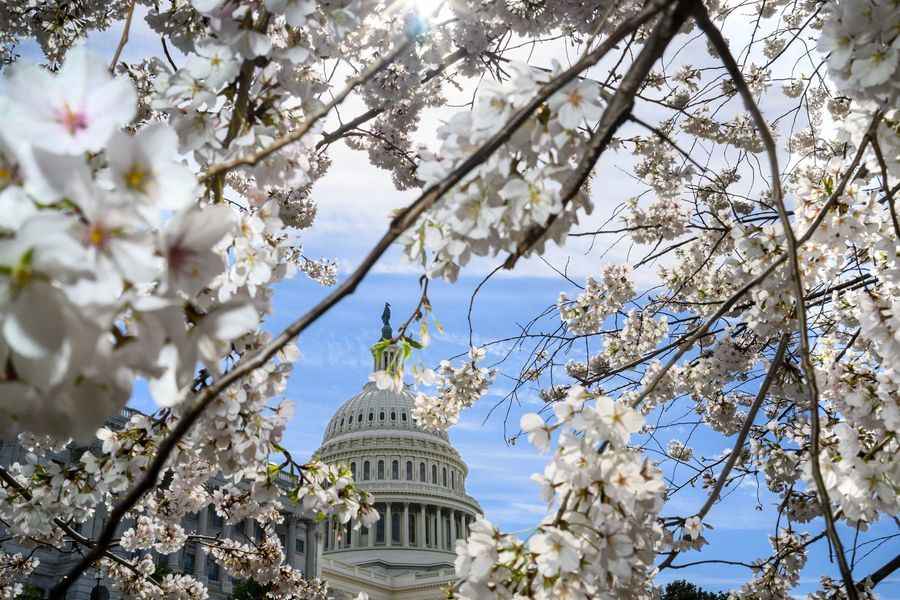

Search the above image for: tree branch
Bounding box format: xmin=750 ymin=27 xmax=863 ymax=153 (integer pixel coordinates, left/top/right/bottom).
xmin=690 ymin=4 xmax=857 ymax=596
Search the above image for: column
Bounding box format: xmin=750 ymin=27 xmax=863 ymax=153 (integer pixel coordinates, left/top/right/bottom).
xmin=402 ymin=503 xmax=409 ymax=546
xmin=418 ymin=504 xmax=426 ymax=548
xmin=195 ymin=508 xmax=208 ymax=582
xmin=304 ymin=520 xmax=318 ymax=577
xmin=287 ymin=514 xmax=297 ymax=566
xmin=450 ymin=510 xmax=457 ymax=544
xmin=350 ymin=519 xmax=359 ymax=548
xmin=436 ymin=506 xmax=444 ymax=550
xmin=385 ymin=503 xmax=393 ymax=547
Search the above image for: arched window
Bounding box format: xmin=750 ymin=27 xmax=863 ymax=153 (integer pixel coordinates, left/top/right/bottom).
xmin=442 ymin=467 xmax=448 ymax=487
xmin=340 ymin=418 xmax=345 ymax=428
xmin=391 ymin=460 xmax=399 ymax=480
xmin=451 ymin=471 xmax=455 ymax=489
xmin=379 ymin=411 xmax=385 ymax=421
xmin=358 ymin=413 xmax=363 ymax=424
xmin=431 ymin=465 xmax=437 ymax=483
xmin=363 ymin=461 xmax=371 ymax=480
xmin=368 ymin=412 xmax=374 ymax=422
xmin=401 ymin=412 xmax=407 ymax=422
xmin=391 ymin=411 xmax=396 ymax=421
xmin=350 ymin=462 xmax=356 ymax=479
xmin=377 ymin=460 xmax=385 ymax=479
xmin=406 ymin=461 xmax=413 ymax=480
xmin=419 ymin=462 xmax=426 ymax=482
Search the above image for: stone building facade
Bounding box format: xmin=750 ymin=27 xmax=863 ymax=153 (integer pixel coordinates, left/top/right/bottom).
xmin=0 ymin=407 xmax=321 ymax=600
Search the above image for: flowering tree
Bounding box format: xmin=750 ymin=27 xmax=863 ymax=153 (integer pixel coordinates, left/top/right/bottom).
xmin=0 ymin=0 xmax=897 ymax=598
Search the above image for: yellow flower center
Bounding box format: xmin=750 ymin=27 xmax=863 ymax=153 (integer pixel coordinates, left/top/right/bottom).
xmin=125 ymin=164 xmax=149 ymax=192
xmin=86 ymin=224 xmax=109 ymax=249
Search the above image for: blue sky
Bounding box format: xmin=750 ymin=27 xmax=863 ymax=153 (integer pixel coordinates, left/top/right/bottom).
xmin=15 ymin=14 xmax=899 ymax=597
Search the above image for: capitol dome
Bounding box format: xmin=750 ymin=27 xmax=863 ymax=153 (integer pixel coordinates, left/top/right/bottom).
xmin=314 ymin=307 xmax=482 ymax=595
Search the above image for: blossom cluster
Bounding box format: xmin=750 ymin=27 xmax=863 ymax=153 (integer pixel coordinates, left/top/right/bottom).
xmin=453 ymin=387 xmax=664 ymax=599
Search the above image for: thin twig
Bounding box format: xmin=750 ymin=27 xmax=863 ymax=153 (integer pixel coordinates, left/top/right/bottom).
xmin=202 ymin=37 xmax=416 ymax=181
xmin=109 ymin=0 xmax=137 ymax=73
xmin=657 ymin=333 xmax=789 ymax=570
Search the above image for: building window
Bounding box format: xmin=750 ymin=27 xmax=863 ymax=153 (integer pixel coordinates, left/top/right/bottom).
xmin=368 ymin=412 xmax=374 ymax=421
xmin=419 ymin=463 xmax=426 ymax=482
xmin=431 ymin=465 xmax=437 ymax=483
xmin=406 ymin=461 xmax=413 ymax=481
xmin=442 ymin=467 xmax=448 ymax=487
xmin=377 ymin=460 xmax=385 ymax=479
xmin=379 ymin=411 xmax=385 ymax=420
xmin=296 ymin=538 xmax=305 ymax=554
xmin=358 ymin=413 xmax=363 ymax=424
xmin=391 ymin=460 xmax=399 ymax=480
xmin=207 ymin=558 xmax=220 ymax=581
xmin=401 ymin=411 xmax=407 ymax=421
xmin=391 ymin=411 xmax=396 ymax=421
xmin=350 ymin=462 xmax=356 ymax=479
xmin=363 ymin=461 xmax=371 ymax=480
xmin=408 ymin=512 xmax=416 ymax=545
xmin=340 ymin=418 xmax=345 ymax=428
xmin=391 ymin=511 xmax=401 ymax=544
xmin=182 ymin=551 xmax=195 ymax=574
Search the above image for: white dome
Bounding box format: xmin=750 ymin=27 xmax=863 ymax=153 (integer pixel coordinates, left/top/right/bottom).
xmin=322 ymin=383 xmax=449 ymax=445
xmin=314 ymin=330 xmax=481 ymax=576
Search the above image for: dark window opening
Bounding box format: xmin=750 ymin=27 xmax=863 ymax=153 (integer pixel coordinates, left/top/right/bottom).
xmin=391 ymin=511 xmax=401 ymax=544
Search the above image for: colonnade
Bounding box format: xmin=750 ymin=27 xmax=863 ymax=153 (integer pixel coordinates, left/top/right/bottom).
xmin=324 ymin=502 xmax=475 ymax=552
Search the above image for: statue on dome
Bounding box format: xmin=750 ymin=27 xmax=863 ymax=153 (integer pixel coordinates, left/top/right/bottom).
xmin=381 ymin=302 xmax=392 ymax=340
